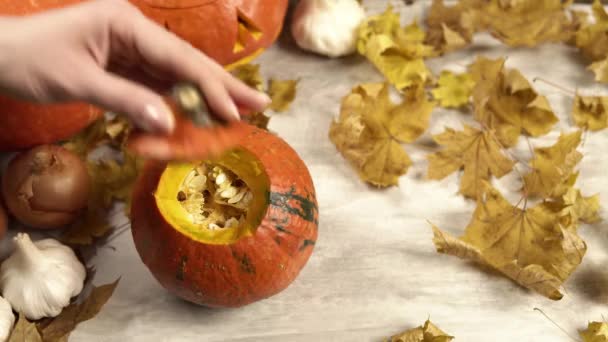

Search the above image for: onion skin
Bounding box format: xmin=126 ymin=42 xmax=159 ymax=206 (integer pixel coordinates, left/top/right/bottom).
xmin=1 ymin=145 xmax=90 ymax=229
xmin=0 ymin=201 xmax=7 ymax=239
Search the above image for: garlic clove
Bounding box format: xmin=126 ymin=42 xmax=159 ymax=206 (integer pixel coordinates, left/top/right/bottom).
xmin=291 ymin=0 xmax=366 ymax=58
xmin=0 ymin=233 xmax=86 ymax=320
xmin=0 ymin=296 xmax=14 ymax=342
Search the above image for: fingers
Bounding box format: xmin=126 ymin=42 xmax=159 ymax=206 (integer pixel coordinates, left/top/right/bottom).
xmin=77 ymin=69 xmax=175 ymax=134
xmin=109 ymin=9 xmax=270 ymax=121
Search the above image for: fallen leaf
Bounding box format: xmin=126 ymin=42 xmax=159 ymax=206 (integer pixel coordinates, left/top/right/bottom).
xmin=268 ymin=79 xmax=298 ymax=112
xmin=232 ymin=64 xmax=298 ymax=128
xmin=580 ymin=321 xmax=608 ymax=342
xmin=427 ymin=125 xmax=514 ymax=199
xmin=588 ymin=57 xmax=608 ymax=84
xmin=432 ymin=184 xmax=586 ymax=300
xmin=8 ymin=314 xmax=42 ymax=342
xmin=575 ymin=0 xmax=608 ymax=62
xmin=60 ymin=208 xmax=111 ymax=246
xmin=38 ymin=279 xmax=120 ymax=342
xmin=572 ymin=93 xmax=608 ymax=131
xmin=431 ymin=70 xmax=475 ymax=108
xmin=425 ymin=0 xmax=474 ymax=53
xmin=523 ymin=131 xmax=583 ymax=198
xmin=470 ymin=56 xmax=558 ymax=147
xmin=385 ymin=319 xmax=453 ymax=342
xmin=467 ymin=0 xmax=575 ymax=47
xmin=330 ymin=82 xmax=433 ymax=187
xmin=358 ymin=7 xmax=435 ymax=89
xmin=546 ymin=186 xmax=602 ymax=227
xmin=232 ymin=63 xmax=264 ymax=91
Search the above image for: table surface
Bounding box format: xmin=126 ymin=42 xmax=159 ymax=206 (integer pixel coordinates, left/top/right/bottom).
xmin=22 ymin=1 xmax=607 ymax=341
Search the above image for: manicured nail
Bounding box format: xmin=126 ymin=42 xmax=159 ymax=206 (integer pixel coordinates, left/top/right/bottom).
xmin=144 ymin=101 xmax=175 ymax=134
xmin=228 ymin=101 xmax=241 ymax=121
xmin=259 ymin=92 xmax=272 ymax=106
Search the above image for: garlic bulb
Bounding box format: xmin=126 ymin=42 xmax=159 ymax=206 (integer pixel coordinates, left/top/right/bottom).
xmin=0 ymin=233 xmax=86 ymax=320
xmin=0 ymin=296 xmax=14 ymax=342
xmin=291 ymin=0 xmax=366 ymax=58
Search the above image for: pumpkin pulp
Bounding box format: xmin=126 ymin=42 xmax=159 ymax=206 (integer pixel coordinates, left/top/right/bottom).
xmin=154 ymin=148 xmax=269 ymax=245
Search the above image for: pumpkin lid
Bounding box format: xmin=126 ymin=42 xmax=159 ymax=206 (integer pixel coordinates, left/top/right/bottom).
xmin=126 ymin=84 xmax=250 ymax=162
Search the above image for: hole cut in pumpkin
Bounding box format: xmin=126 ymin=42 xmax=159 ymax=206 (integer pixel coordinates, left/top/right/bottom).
xmin=233 ymin=10 xmax=263 ymax=53
xmin=154 ymin=148 xmax=270 ymax=245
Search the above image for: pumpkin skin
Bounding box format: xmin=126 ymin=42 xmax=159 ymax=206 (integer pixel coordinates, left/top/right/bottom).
xmin=131 ymin=125 xmax=318 ymax=307
xmin=132 ymin=0 xmax=289 ymax=67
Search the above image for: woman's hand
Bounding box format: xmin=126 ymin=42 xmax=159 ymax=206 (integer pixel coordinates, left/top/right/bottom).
xmin=0 ymin=0 xmax=270 ymax=134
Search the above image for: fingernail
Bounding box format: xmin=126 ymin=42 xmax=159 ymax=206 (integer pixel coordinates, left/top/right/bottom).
xmin=228 ymin=102 xmax=241 ymax=121
xmin=144 ymin=102 xmax=175 ymax=134
xmin=259 ymin=92 xmax=272 ymax=106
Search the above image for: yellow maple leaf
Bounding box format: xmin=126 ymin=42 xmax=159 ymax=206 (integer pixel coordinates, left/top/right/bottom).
xmin=425 ymin=0 xmax=474 ymax=53
xmin=470 ymin=56 xmax=558 ymax=147
xmin=432 ymin=184 xmax=586 ymax=300
xmin=268 ymin=79 xmax=298 ymax=112
xmin=467 ymin=0 xmax=575 ymax=47
xmin=357 ymin=7 xmax=435 ymax=89
xmin=580 ymin=321 xmax=608 ymax=342
xmin=232 ymin=63 xmax=264 ymax=91
xmin=546 ymin=186 xmax=602 ymax=227
xmin=588 ymin=57 xmax=608 ymax=84
xmin=385 ymin=320 xmax=453 ymax=342
xmin=575 ymin=0 xmax=608 ymax=62
xmin=431 ymin=71 xmax=475 ymax=108
xmin=330 ymin=83 xmax=433 ymax=187
xmin=231 ymin=64 xmax=298 ymax=129
xmin=523 ymin=131 xmax=583 ymax=198
xmin=572 ymin=93 xmax=608 ymax=131
xmin=428 ymin=125 xmax=514 ymax=199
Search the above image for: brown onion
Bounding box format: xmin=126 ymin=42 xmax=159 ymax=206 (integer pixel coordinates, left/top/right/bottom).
xmin=2 ymin=145 xmax=90 ymax=229
xmin=0 ymin=200 xmax=7 ymax=239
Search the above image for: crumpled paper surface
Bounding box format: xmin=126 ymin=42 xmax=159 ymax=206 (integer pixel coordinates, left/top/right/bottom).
xmin=4 ymin=1 xmax=607 ymax=341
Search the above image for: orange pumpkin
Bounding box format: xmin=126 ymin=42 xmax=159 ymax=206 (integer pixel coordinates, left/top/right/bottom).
xmin=131 ymin=125 xmax=318 ymax=307
xmin=0 ymin=0 xmax=287 ymax=151
xmin=132 ymin=0 xmax=289 ymax=67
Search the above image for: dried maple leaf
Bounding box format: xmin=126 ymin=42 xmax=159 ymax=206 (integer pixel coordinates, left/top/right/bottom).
xmin=431 ymin=71 xmax=475 ymax=108
xmin=232 ymin=63 xmax=264 ymax=91
xmin=427 ymin=125 xmax=514 ymax=199
xmin=8 ymin=314 xmax=42 ymax=342
xmin=545 ymin=186 xmax=601 ymax=227
xmin=580 ymin=321 xmax=608 ymax=342
xmin=268 ymin=79 xmax=298 ymax=112
xmin=61 ymin=152 xmax=143 ymax=245
xmin=425 ymin=0 xmax=474 ymax=53
xmin=466 ymin=0 xmax=575 ymax=47
xmin=330 ymin=82 xmax=433 ymax=187
xmin=523 ymin=131 xmax=583 ymax=198
xmin=37 ymin=279 xmax=120 ymax=342
xmin=358 ymin=7 xmax=435 ymax=89
xmin=470 ymin=56 xmax=558 ymax=147
xmin=432 ymin=184 xmax=586 ymax=300
xmin=231 ymin=64 xmax=297 ymax=129
xmin=575 ymin=0 xmax=608 ymax=62
xmin=572 ymin=93 xmax=608 ymax=131
xmin=384 ymin=320 xmax=453 ymax=342
xmin=588 ymin=57 xmax=608 ymax=84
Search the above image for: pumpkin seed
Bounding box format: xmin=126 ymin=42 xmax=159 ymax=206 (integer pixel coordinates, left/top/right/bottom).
xmin=220 ymin=187 xmax=238 ymax=199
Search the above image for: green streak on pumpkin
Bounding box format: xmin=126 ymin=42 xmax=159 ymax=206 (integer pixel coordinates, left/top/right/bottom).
xmin=299 ymin=239 xmax=315 ymax=251
xmin=231 ymin=249 xmax=256 ymax=275
xmin=176 ymin=255 xmax=188 ymax=281
xmin=269 ymin=187 xmax=318 ymax=224
xmin=275 ymin=225 xmax=292 ymax=235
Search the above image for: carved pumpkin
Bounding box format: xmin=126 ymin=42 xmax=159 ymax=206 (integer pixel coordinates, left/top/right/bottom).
xmin=132 ymin=0 xmax=289 ymax=67
xmin=131 ymin=125 xmax=318 ymax=307
xmin=0 ymin=0 xmax=287 ymax=151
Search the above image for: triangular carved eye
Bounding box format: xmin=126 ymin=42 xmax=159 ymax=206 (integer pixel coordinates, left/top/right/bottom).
xmin=233 ymin=10 xmax=263 ymax=53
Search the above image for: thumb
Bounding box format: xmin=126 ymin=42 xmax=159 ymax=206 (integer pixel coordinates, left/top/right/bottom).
xmin=78 ymin=70 xmax=175 ymax=134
